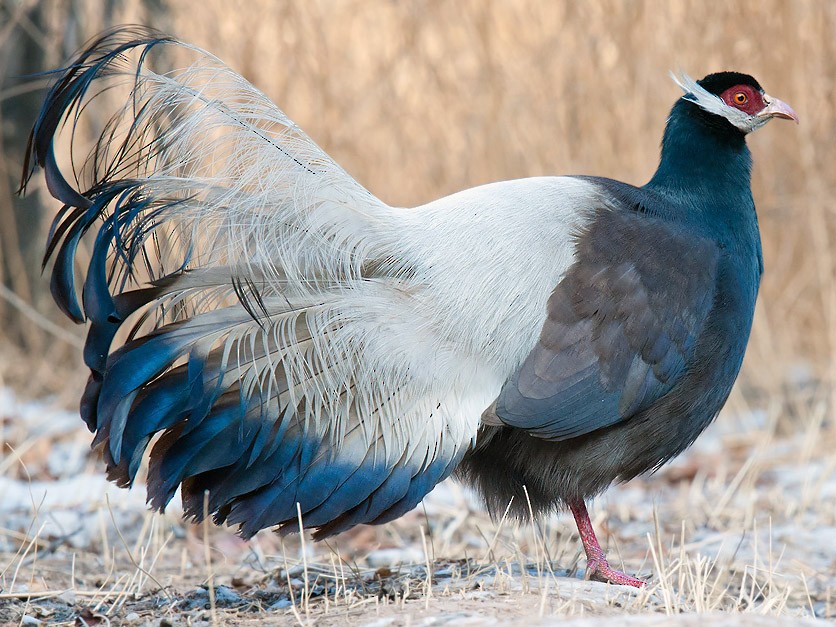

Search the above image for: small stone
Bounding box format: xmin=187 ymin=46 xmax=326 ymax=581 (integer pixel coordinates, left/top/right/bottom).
xmin=269 ymin=598 xmax=292 ymax=610
xmin=286 ymin=564 xmax=305 ymax=577
xmin=125 ymin=612 xmax=141 ymax=623
xmin=463 ymin=590 xmax=495 ymax=600
xmin=212 ymin=584 xmax=242 ymax=605
xmin=365 ymin=548 xmax=424 ymax=568
xmin=20 ymin=616 xmax=41 ymax=626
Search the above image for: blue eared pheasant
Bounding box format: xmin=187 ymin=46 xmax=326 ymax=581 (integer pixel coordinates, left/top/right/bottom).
xmin=21 ymin=29 xmax=797 ymax=587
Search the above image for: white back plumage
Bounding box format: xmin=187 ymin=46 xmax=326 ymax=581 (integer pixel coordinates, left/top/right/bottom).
xmin=30 ymin=30 xmax=598 ymax=535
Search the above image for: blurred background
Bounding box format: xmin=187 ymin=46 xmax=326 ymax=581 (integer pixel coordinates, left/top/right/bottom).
xmin=0 ymin=0 xmax=833 ymax=423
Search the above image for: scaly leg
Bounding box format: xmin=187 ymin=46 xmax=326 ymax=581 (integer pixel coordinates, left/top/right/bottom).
xmin=568 ymin=499 xmax=645 ymax=587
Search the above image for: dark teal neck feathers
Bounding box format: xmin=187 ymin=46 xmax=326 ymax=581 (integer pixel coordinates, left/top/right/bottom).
xmin=645 ymin=99 xmax=753 ymax=213
xmin=645 ymin=97 xmax=763 ymax=282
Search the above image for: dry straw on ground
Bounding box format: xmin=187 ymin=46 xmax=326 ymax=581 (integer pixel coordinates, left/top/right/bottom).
xmin=1 ymin=389 xmax=833 ymax=624
xmin=0 ymin=1 xmax=834 ymax=625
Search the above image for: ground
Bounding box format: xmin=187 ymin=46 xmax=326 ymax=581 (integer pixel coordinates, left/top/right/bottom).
xmin=0 ymin=386 xmax=833 ymax=626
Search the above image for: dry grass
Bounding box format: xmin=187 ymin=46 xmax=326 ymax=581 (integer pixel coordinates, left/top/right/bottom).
xmin=0 ymin=0 xmax=834 ymax=625
xmin=0 ymin=391 xmax=833 ymax=624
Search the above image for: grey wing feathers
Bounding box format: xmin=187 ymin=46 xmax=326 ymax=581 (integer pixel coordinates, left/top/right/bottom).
xmin=494 ymin=209 xmax=720 ymax=441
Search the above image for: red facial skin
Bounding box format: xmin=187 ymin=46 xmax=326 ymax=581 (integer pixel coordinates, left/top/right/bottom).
xmin=719 ymin=84 xmax=766 ymax=115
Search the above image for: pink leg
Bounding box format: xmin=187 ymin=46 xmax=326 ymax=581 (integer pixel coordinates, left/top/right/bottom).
xmin=569 ymin=499 xmax=645 ymax=587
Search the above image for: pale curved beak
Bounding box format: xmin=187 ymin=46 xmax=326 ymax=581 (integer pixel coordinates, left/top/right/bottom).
xmin=758 ymin=94 xmax=799 ymax=124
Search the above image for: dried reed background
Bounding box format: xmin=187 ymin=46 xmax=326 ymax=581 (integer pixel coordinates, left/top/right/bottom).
xmin=1 ymin=0 xmax=834 ymax=406
xmin=0 ymin=0 xmax=833 ymax=411
xmin=0 ymin=1 xmax=834 ymax=624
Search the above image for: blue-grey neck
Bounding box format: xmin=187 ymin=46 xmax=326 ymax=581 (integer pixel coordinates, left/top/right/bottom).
xmin=645 ymin=99 xmax=753 ymax=211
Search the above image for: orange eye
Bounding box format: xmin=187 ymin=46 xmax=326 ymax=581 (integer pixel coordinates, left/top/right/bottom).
xmin=733 ymin=92 xmax=748 ymax=105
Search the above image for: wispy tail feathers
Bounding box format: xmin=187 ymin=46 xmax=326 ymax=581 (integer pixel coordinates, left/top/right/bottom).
xmin=23 ymin=27 xmax=475 ymax=538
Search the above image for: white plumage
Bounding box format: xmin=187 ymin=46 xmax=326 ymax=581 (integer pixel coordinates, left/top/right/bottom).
xmin=130 ymin=45 xmax=596 ymax=449
xmin=27 ymin=30 xmax=596 ymax=535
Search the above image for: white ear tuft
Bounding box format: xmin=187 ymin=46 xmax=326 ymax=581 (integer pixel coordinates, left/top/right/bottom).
xmin=668 ymin=71 xmax=760 ymax=133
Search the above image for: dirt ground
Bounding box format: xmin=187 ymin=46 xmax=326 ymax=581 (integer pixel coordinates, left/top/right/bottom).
xmin=1 ymin=385 xmax=834 ymax=626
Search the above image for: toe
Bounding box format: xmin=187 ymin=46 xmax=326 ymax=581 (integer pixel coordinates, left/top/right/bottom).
xmin=587 ymin=561 xmax=646 ymax=587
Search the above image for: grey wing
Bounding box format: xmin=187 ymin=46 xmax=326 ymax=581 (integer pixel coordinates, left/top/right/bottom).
xmin=492 ymin=210 xmax=720 ymax=441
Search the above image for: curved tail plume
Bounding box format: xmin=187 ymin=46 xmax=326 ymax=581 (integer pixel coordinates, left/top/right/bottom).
xmin=22 ymin=27 xmax=492 ymax=537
